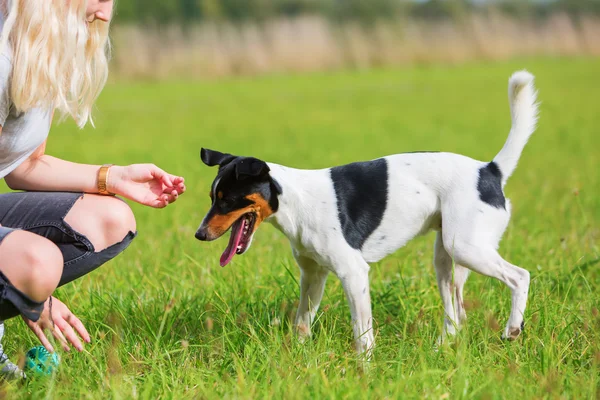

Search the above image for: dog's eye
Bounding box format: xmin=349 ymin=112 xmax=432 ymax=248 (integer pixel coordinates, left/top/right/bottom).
xmin=217 ymin=193 xmax=238 ymax=207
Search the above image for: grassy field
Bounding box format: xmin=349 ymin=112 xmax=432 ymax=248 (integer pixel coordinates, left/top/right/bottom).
xmin=1 ymin=57 xmax=599 ymax=399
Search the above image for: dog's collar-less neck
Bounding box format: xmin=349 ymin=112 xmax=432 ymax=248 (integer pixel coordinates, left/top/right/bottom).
xmin=265 ymin=163 xmax=316 ymax=242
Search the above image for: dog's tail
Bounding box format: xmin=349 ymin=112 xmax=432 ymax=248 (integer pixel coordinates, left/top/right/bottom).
xmin=493 ymin=70 xmax=539 ymax=186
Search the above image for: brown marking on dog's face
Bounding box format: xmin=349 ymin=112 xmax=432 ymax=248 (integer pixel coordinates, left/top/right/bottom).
xmin=245 ymin=193 xmax=274 ymax=232
xmin=196 ymin=148 xmax=282 ymax=245
xmin=205 ymin=207 xmax=251 ymax=240
xmin=203 ymin=208 xmax=252 ymax=239
xmin=202 ymin=192 xmax=274 ymax=240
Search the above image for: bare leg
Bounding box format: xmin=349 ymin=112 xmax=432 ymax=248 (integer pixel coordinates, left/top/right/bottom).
xmin=65 ymin=195 xmax=136 ymax=251
xmin=0 ymin=231 xmax=63 ymax=303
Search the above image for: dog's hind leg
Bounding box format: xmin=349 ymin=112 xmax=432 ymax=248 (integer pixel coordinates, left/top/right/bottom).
xmin=453 ymin=264 xmax=470 ymax=325
xmin=293 ymin=253 xmax=329 ymax=340
xmin=434 ymin=232 xmax=462 ymax=344
xmin=442 ymin=237 xmax=530 ymax=340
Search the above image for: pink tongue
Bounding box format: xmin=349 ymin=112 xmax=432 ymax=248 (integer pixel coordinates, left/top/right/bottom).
xmin=220 ymin=218 xmax=246 ymax=267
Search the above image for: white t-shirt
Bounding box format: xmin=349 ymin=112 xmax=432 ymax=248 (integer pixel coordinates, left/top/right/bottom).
xmin=0 ymin=15 xmax=53 ymax=180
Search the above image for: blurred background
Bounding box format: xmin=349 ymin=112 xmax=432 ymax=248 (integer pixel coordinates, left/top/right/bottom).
xmin=108 ymin=0 xmax=600 ymax=80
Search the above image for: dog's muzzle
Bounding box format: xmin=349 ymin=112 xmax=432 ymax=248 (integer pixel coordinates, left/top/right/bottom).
xmin=195 ymin=227 xmax=208 ymax=241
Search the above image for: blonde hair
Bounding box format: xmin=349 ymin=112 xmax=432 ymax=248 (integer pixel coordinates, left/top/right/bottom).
xmin=0 ymin=0 xmax=111 ymax=128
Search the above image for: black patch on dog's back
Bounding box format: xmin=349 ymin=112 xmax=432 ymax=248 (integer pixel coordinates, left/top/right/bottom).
xmin=477 ymin=162 xmax=505 ymax=209
xmin=330 ymin=158 xmax=388 ymax=249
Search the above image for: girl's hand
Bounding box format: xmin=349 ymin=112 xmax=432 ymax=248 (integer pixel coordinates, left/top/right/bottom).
xmin=107 ymin=164 xmax=186 ymax=208
xmin=23 ymin=297 xmax=90 ymax=353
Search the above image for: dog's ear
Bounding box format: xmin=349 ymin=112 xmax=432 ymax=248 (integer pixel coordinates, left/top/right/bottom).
xmin=200 ymin=148 xmax=237 ymax=168
xmin=234 ymin=158 xmax=270 ymax=180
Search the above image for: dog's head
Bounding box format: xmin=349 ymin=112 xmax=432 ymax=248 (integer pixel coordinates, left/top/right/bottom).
xmin=195 ymin=148 xmax=282 ymax=267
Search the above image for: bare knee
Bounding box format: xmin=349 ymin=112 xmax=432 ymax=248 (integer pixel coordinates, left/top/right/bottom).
xmin=66 ymin=195 xmax=136 ymax=251
xmin=0 ymin=231 xmax=63 ymax=302
xmin=99 ymin=197 xmax=136 ymax=245
xmin=23 ymin=241 xmax=63 ymax=302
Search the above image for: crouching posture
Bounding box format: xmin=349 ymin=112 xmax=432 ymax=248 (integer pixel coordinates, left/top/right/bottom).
xmin=0 ymin=0 xmax=185 ymax=379
xmin=196 ymin=71 xmax=538 ymax=357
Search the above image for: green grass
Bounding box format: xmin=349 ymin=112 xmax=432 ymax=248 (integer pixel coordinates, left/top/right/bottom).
xmin=1 ymin=57 xmax=599 ymax=399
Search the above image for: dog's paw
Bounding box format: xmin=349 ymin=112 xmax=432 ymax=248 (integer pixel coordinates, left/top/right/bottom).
xmin=294 ymin=323 xmax=311 ymax=343
xmin=502 ymin=321 xmax=524 ymax=341
xmin=434 ymin=335 xmax=445 ymax=351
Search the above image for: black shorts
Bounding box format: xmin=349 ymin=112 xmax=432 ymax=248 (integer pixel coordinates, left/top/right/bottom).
xmin=0 ymin=191 xmax=136 ymax=321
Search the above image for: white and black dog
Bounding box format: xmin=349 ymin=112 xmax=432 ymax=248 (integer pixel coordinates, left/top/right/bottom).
xmin=195 ymin=71 xmax=538 ymax=356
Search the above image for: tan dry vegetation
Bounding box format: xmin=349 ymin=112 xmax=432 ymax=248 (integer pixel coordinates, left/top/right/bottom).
xmin=110 ymin=12 xmax=600 ymax=79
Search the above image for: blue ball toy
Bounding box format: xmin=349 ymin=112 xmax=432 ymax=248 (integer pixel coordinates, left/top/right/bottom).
xmin=24 ymin=346 xmax=60 ymax=377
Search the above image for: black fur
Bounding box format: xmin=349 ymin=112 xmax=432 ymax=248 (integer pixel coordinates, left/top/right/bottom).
xmin=201 ymin=148 xmax=281 ymax=214
xmin=477 ymin=162 xmax=505 ymax=209
xmin=330 ymin=158 xmax=388 ymax=249
xmin=201 ymin=148 xmax=270 ymax=180
xmin=201 ymin=148 xmax=236 ymax=168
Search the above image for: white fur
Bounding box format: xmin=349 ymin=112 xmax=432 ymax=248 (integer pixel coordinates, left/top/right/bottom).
xmin=494 ymin=70 xmax=539 ymax=186
xmin=263 ymin=71 xmax=538 ymax=356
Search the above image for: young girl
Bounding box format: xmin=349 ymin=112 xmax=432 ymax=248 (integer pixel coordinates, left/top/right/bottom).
xmin=0 ymin=0 xmax=186 ymax=378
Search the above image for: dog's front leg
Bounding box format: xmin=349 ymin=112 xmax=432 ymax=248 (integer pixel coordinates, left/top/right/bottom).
xmin=293 ymin=253 xmax=329 ymax=341
xmin=336 ymin=259 xmax=374 ymax=358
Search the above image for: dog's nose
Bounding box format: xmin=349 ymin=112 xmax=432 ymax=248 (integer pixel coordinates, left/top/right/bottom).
xmin=195 ymin=228 xmax=208 ymax=241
